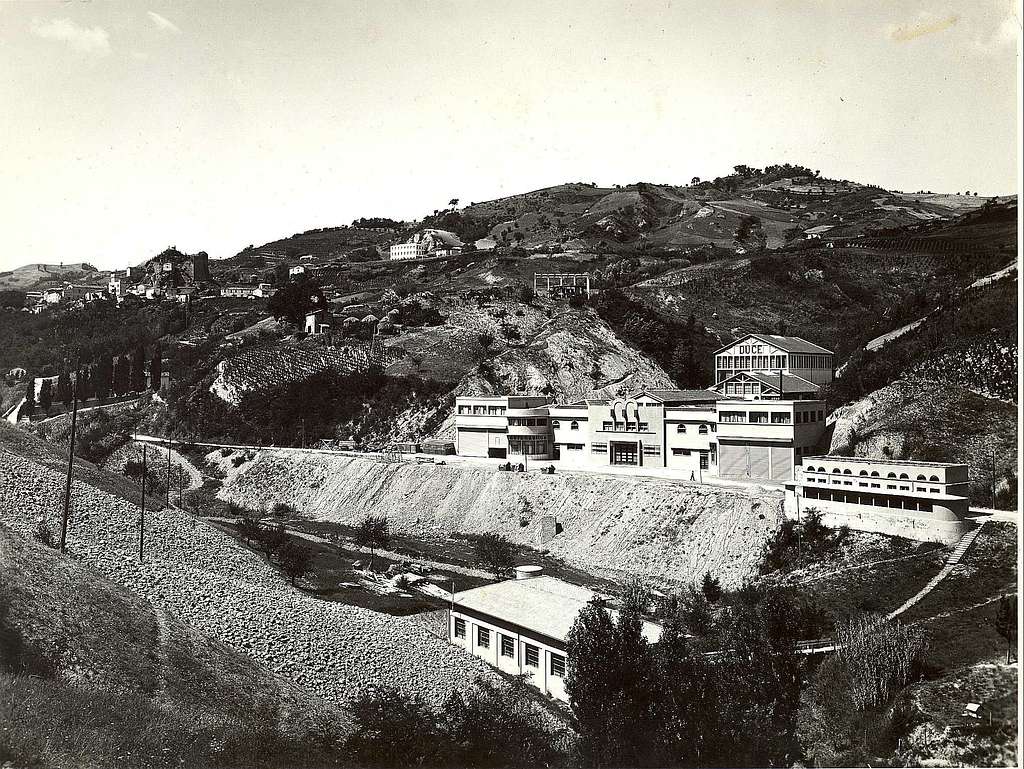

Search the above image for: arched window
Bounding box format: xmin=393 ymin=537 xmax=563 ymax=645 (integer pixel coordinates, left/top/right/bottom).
xmin=676 ymin=424 xmax=687 ymax=434
xmin=551 ymin=420 xmax=560 ymax=429
xmin=832 ymin=468 xmax=842 ymax=474
xmin=899 ymin=473 xmax=909 ymax=480
xmin=859 ymin=470 xmax=868 ymax=476
xmin=698 ymin=424 xmax=709 ymax=435
xmin=929 ymin=475 xmax=939 ymax=482
xmin=887 ymin=472 xmax=897 ymax=479
xmin=916 ymin=474 xmax=926 ymax=481
xmin=570 ymin=421 xmax=579 ymax=430
xmin=843 ymin=469 xmax=852 ymax=475
xmin=870 ymin=471 xmax=880 ymax=477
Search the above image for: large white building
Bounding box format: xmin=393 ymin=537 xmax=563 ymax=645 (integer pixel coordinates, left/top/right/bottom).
xmin=714 ymin=333 xmax=834 ymax=386
xmin=449 ymin=568 xmax=661 ymax=702
xmin=389 ymin=242 xmax=429 ymax=260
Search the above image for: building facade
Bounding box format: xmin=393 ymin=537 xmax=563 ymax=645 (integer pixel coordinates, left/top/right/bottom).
xmin=449 ymin=570 xmax=661 ymax=702
xmin=784 ymin=456 xmax=970 ymax=543
xmin=714 ymin=334 xmax=834 ymax=385
xmin=389 ymin=242 xmax=429 ymax=260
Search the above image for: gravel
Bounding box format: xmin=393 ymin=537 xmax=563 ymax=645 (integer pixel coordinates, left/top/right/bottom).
xmin=0 ymin=445 xmax=497 ymax=707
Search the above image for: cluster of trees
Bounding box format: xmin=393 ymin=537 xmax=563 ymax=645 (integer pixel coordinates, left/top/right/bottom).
xmin=345 ymin=677 xmax=568 ymax=768
xmin=267 ymin=276 xmax=327 ymax=325
xmin=565 ymin=583 xmax=808 ymax=767
xmin=351 ymin=217 xmax=404 ymax=229
xmin=237 ymin=515 xmax=314 ymax=586
xmin=760 ymin=507 xmax=848 ymax=575
xmin=594 ymin=289 xmax=715 ymax=388
xmin=22 ymin=344 xmax=162 ymax=418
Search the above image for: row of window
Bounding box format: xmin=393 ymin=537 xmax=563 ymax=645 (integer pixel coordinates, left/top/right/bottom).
xmin=671 ymin=448 xmax=712 ymax=467
xmin=600 ymin=420 xmax=650 ymax=432
xmin=717 ymin=354 xmax=787 ymax=370
xmin=805 ymin=466 xmax=942 ymax=482
xmin=458 ymin=405 xmax=507 ymax=415
xmin=802 ymin=487 xmax=936 ymax=512
xmin=551 ymin=420 xmax=579 ymax=430
xmin=674 ymin=423 xmax=713 ymax=434
xmin=454 ymin=619 xmax=565 ymax=676
xmin=720 ymin=409 xmax=821 ymax=424
xmin=810 ymin=476 xmax=942 ymax=493
xmin=508 ymin=417 xmax=546 ymax=427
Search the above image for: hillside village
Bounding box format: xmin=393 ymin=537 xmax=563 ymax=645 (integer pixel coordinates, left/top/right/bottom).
xmin=0 ymin=167 xmax=1018 ymax=768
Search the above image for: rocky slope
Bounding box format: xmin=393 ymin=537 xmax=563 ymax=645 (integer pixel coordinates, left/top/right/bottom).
xmin=0 ymin=437 xmax=498 ymax=709
xmin=213 ymin=451 xmax=785 ymax=588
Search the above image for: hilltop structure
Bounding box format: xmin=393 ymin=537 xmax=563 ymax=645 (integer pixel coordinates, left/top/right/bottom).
xmin=389 ymin=229 xmax=463 ymax=260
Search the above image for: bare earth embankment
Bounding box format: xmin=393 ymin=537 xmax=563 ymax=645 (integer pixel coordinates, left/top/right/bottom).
xmin=213 ymin=451 xmax=786 ymax=588
xmin=0 ymin=438 xmax=498 ymax=710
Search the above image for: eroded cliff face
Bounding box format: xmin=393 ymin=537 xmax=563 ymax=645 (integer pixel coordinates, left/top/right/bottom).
xmin=215 ymin=452 xmax=785 ymax=588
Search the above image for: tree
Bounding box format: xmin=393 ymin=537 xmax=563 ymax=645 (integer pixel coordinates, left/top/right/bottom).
xmin=267 ymin=276 xmax=327 ymax=325
xmin=77 ymin=367 xmax=93 ymax=401
xmin=518 ymin=285 xmax=535 ymax=304
xmin=112 ymin=355 xmax=131 ymax=396
xmin=23 ymin=377 xmax=35 ymax=417
xmin=94 ymin=355 xmax=112 ymax=402
xmin=278 ymin=540 xmax=313 ymax=586
xmin=237 ymin=515 xmax=262 ymax=545
xmin=566 ymin=598 xmax=657 ymax=767
xmin=995 ymin=594 xmax=1017 ymax=663
xmin=472 ymin=532 xmax=515 ymax=578
xmin=56 ymin=368 xmax=72 ymax=409
xmin=259 ymin=522 xmax=288 ymax=560
xmin=0 ymin=289 xmax=26 ymax=310
xmin=130 ymin=343 xmax=147 ymax=393
xmin=38 ymin=379 xmax=52 ymax=415
xmin=449 ymin=198 xmax=459 ymax=207
xmin=701 ymin=570 xmax=722 ymax=604
xmin=477 ymin=332 xmax=494 ymax=350
xmin=355 ymin=514 xmax=390 ymax=571
xmin=346 ymin=687 xmax=442 ymax=768
xmin=149 ymin=345 xmax=162 ymax=392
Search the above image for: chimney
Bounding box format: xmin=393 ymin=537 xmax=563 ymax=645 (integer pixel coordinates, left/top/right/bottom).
xmin=515 ymin=565 xmax=543 ymax=580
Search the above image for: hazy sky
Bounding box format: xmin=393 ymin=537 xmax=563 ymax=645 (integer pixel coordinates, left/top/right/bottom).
xmin=0 ymin=0 xmax=1019 ymax=271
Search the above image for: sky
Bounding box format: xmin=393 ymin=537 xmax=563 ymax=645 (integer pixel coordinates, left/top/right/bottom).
xmin=0 ymin=0 xmax=1019 ymax=272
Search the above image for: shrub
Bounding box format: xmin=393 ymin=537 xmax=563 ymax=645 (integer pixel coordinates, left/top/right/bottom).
xmin=271 ymin=501 xmax=296 ymax=518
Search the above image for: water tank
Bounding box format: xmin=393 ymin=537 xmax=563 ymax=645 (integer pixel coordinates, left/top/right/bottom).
xmin=515 ymin=565 xmax=543 ymax=580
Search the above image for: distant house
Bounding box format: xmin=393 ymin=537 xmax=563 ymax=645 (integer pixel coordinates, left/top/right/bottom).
xmin=222 ymin=285 xmax=259 ymax=299
xmin=304 ymin=308 xmax=330 ymax=335
xmin=289 ymin=265 xmax=307 ymax=277
xmin=390 ymin=242 xmax=429 ymax=260
xmin=449 ymin=569 xmax=662 ymax=702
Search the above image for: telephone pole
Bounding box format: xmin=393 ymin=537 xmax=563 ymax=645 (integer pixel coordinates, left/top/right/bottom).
xmin=139 ymin=443 xmax=147 ymax=562
xmin=165 ymin=443 xmax=171 ymax=507
xmin=59 ymin=362 xmax=80 ymax=553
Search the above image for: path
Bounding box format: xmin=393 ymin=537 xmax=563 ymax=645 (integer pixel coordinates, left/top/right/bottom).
xmin=886 ymin=523 xmax=985 ymax=620
xmin=150 ymin=604 xmax=173 ymax=701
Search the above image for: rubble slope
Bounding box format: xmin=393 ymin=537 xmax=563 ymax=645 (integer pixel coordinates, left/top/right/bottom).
xmin=215 ymin=451 xmax=785 ymax=588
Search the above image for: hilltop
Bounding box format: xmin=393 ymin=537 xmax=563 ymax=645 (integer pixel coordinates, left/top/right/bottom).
xmin=0 ymin=262 xmax=100 ymax=291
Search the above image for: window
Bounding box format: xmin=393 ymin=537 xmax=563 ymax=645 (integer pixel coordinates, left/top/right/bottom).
xmin=749 ymin=411 xmax=768 ymax=424
xmin=454 ymin=618 xmax=466 ymax=638
xmin=832 ymin=468 xmax=842 ymax=474
xmin=870 ymin=471 xmax=880 ymax=478
xmin=899 ymin=473 xmax=909 ymax=480
xmin=916 ymin=474 xmax=926 ymax=481
xmin=524 ymin=644 xmax=539 ymax=667
xmin=843 ymin=469 xmax=852 ymax=475
xmin=570 ymin=421 xmax=579 ymax=430
xmin=698 ymin=424 xmax=710 ymax=434
xmin=591 ymin=442 xmax=607 ymax=453
xmin=500 ymin=635 xmax=515 ymax=658
xmin=566 ymin=443 xmax=584 ymax=450
xmin=477 ymin=627 xmax=490 ymax=648
xmin=870 ymin=482 xmax=880 ymax=488
xmin=602 ymin=421 xmax=613 ymax=430
xmin=887 ymin=484 xmax=896 ymax=490
xmin=887 ymin=473 xmax=897 ymax=479
xmin=638 ymin=422 xmax=649 ymax=431
xmin=930 ymin=487 xmax=940 ymax=493
xmin=642 ymin=445 xmax=660 ymax=455
xmin=551 ymin=420 xmax=560 ymax=429
xmin=550 ymin=653 xmax=566 ymax=678
xmin=929 ymin=475 xmax=939 ymax=482
xmin=859 ymin=470 xmax=868 ymax=476
xmin=676 ymin=424 xmax=687 ymax=433
xmin=719 ymin=412 xmax=745 ymax=423
xmin=700 ymin=451 xmax=709 ymax=470
xmin=672 ymin=448 xmax=691 ymax=456
xmin=770 ymin=412 xmax=791 ymax=424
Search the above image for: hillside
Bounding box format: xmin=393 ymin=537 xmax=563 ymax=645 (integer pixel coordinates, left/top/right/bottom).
xmin=1 ymin=525 xmax=341 ymax=769
xmin=211 ymin=449 xmax=786 ymax=589
xmin=0 ymin=262 xmax=100 ymax=291
xmin=0 ymin=426 xmax=501 ymax=712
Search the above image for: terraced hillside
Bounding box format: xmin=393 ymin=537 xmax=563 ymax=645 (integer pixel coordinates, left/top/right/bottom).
xmin=0 ymin=428 xmax=499 ymax=710
xmin=212 ymin=450 xmax=786 ymax=589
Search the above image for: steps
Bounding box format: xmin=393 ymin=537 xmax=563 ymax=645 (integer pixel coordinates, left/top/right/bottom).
xmin=886 ymin=522 xmax=985 ymax=620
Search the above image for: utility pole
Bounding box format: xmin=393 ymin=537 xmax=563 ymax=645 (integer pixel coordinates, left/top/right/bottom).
xmin=59 ymin=361 xmax=80 ymax=554
xmin=178 ymin=464 xmax=183 ymax=507
xmin=165 ymin=443 xmax=171 ymax=507
xmin=139 ymin=443 xmax=147 ymax=562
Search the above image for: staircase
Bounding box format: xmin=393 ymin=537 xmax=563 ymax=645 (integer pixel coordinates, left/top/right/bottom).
xmin=886 ymin=522 xmax=986 ymax=620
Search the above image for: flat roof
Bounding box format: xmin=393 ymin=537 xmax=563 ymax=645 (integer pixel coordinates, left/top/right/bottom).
xmin=803 ymin=455 xmax=968 ymax=469
xmin=453 ymin=575 xmax=662 ymax=645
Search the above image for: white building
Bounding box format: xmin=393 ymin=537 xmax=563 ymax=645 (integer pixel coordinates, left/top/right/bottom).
xmin=390 ymin=242 xmax=429 ymax=260
xmin=449 ymin=568 xmax=662 ymax=702
xmin=784 ymin=456 xmax=971 ymax=543
xmin=714 ymin=334 xmax=834 ymax=385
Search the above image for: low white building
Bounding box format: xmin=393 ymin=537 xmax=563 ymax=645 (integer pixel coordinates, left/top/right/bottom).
xmin=390 ymin=242 xmax=429 ymax=260
xmin=449 ymin=569 xmax=662 ymax=702
xmin=784 ymin=456 xmax=971 ymax=543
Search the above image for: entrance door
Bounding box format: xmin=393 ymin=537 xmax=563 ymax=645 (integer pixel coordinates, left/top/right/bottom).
xmin=611 ymin=442 xmax=638 ymax=466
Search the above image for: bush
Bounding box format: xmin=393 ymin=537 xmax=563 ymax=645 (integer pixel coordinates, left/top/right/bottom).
xmin=271 ymin=501 xmax=296 ymax=518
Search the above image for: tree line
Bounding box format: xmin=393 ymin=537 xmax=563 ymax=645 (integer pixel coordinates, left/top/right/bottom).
xmin=22 ymin=343 xmax=163 ymax=418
